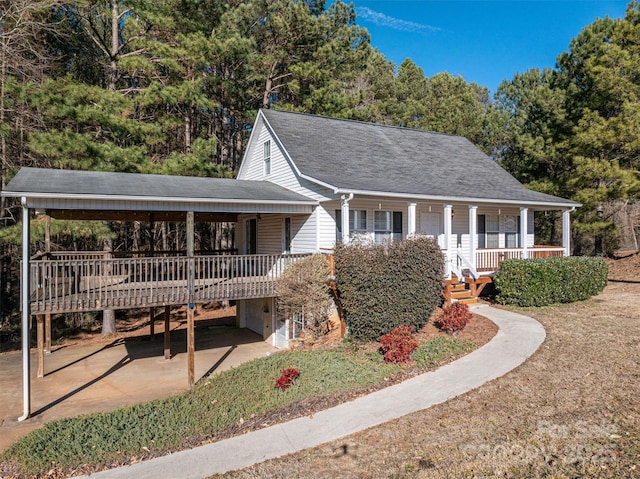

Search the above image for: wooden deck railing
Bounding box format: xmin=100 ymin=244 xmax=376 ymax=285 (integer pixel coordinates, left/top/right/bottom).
xmin=29 ymin=253 xmax=310 ymax=314
xmin=475 ymin=247 xmax=565 ymax=272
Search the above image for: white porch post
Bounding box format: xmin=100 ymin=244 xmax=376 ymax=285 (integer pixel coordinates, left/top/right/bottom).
xmin=444 ymin=204 xmax=453 ymax=279
xmin=562 ymin=209 xmax=572 ymax=256
xmin=407 ymin=202 xmax=417 ymax=237
xmin=340 ymin=194 xmax=351 ymax=244
xmin=468 ymin=205 xmax=477 ymax=270
xmin=19 ymin=197 xmax=31 ymax=421
xmin=520 ymin=207 xmax=529 ymax=259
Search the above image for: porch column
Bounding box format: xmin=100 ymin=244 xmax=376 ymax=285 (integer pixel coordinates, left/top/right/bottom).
xmin=19 ymin=197 xmax=31 ymax=421
xmin=520 ymin=207 xmax=528 ymax=259
xmin=468 ymin=205 xmax=477 ymax=270
xmin=407 ymin=202 xmax=417 ymax=237
xmin=444 ymin=204 xmax=453 ymax=279
xmin=562 ymin=209 xmax=572 ymax=256
xmin=340 ymin=194 xmax=351 ymax=244
xmin=186 ymin=211 xmax=196 ymax=387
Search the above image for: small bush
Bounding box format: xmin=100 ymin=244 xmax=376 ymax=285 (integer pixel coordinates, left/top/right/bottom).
xmin=275 ymin=368 xmax=300 ymax=391
xmin=275 ymin=254 xmax=333 ymax=338
xmin=334 ymin=237 xmax=444 ymax=341
xmin=438 ymin=303 xmax=472 ymax=334
xmin=494 ymin=256 xmax=608 ymax=307
xmin=379 ymin=325 xmax=419 ymax=364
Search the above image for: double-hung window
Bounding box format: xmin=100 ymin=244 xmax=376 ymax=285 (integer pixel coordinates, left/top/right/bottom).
xmin=374 ymin=211 xmax=402 ymax=244
xmin=478 ymin=214 xmax=499 ymax=248
xmin=263 ymin=140 xmax=271 ymax=176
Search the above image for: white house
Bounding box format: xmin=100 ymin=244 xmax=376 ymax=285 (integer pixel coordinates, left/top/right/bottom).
xmin=2 ymin=109 xmax=579 ymax=420
xmin=235 ymin=109 xmax=579 ymax=282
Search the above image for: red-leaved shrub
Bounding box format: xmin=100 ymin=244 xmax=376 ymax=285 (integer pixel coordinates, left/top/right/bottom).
xmin=275 ymin=367 xmax=300 ymax=391
xmin=438 ymin=302 xmax=472 ymax=334
xmin=379 ymin=325 xmax=419 ymax=364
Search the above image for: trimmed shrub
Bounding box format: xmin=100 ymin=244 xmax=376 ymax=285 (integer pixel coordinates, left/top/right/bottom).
xmin=494 ymin=256 xmax=608 ymax=307
xmin=334 ymin=237 xmax=444 ymax=341
xmin=438 ymin=302 xmax=472 ymax=334
xmin=379 ymin=325 xmax=419 ymax=364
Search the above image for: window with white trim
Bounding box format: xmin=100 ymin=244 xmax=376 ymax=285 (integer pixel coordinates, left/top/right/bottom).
xmin=263 ymin=140 xmax=271 ymax=176
xmin=374 ymin=211 xmax=402 ymax=244
xmin=478 ymin=214 xmax=499 ymax=248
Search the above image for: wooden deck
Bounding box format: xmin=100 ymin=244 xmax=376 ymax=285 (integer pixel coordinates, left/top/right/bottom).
xmin=29 ymin=253 xmax=310 ymax=315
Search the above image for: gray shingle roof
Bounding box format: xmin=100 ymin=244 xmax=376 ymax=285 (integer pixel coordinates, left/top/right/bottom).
xmin=3 ymin=167 xmax=315 ymax=204
xmin=261 ymin=109 xmax=578 ymax=207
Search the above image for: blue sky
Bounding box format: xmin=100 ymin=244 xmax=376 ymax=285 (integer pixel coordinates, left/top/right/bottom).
xmin=349 ymin=0 xmax=630 ymax=94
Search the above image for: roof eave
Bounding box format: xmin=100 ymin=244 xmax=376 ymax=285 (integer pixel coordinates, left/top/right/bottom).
xmin=2 ymin=191 xmax=318 ymax=206
xmin=333 ymin=188 xmax=581 ymax=209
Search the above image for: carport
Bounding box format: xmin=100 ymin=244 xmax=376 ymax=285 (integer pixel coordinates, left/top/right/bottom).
xmin=2 ymin=167 xmax=317 ymax=421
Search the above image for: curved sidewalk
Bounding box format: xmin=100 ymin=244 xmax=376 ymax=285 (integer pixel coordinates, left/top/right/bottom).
xmin=77 ymin=304 xmax=545 ymax=479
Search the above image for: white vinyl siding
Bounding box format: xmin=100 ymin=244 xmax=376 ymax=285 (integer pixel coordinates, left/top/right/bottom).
xmin=290 ymin=214 xmax=316 ymax=253
xmin=237 ymin=116 xmax=334 ymax=202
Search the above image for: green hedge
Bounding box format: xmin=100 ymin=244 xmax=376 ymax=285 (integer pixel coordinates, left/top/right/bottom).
xmin=334 ymin=237 xmax=444 ymax=341
xmin=493 ymin=256 xmax=608 ymax=307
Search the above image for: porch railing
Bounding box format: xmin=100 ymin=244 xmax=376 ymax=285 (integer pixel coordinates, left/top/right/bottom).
xmin=29 ymin=253 xmax=309 ymax=314
xmin=475 ymin=247 xmax=565 ymax=272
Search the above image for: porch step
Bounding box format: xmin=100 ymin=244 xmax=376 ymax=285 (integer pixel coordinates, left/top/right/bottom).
xmin=444 ymin=280 xmax=478 ymax=305
xmin=450 ymin=288 xmax=473 ymax=299
xmin=453 ymin=297 xmax=478 ymax=305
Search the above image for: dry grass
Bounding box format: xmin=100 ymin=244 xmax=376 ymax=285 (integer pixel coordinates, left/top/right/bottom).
xmin=213 ymin=278 xmax=640 ymax=478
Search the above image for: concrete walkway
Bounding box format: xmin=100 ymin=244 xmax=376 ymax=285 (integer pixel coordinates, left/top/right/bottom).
xmin=76 ymin=304 xmax=545 ymax=479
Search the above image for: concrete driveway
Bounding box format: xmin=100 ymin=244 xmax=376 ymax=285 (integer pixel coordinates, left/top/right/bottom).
xmin=0 ymin=320 xmax=277 ymax=451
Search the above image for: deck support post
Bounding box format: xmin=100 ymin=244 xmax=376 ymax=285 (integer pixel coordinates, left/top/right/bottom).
xmin=186 ymin=211 xmax=195 ymax=387
xmin=45 ymin=314 xmax=51 ymax=354
xmin=44 ymin=217 xmax=51 ymax=354
xmin=37 ymin=315 xmax=44 ymax=378
xmin=407 ymin=202 xmax=416 ymax=237
xmin=19 ymin=197 xmax=31 ymax=421
xmin=468 ymin=205 xmax=477 ymax=270
xmin=444 ymin=204 xmax=453 ymax=279
xmin=562 ymin=209 xmax=572 ymax=256
xmin=520 ymin=207 xmax=528 ymax=259
xmin=187 ymin=305 xmax=195 ymax=387
xmin=164 ymin=305 xmax=171 ymax=360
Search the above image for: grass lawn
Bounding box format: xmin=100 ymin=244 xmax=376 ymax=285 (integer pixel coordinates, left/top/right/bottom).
xmin=0 ymin=333 xmax=474 ymax=478
xmin=211 ymin=280 xmax=640 ymax=479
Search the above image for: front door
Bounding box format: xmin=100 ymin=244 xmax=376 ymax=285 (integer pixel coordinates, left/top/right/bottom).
xmin=420 ymin=212 xmax=444 ymax=248
xmin=246 ymin=218 xmax=257 ymax=254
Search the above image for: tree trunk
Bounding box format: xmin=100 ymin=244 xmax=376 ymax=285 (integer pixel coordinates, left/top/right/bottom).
xmin=108 ymin=0 xmax=119 ymax=92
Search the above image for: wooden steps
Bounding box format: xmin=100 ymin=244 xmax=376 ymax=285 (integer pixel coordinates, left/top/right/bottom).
xmin=444 ymin=275 xmax=493 ymax=305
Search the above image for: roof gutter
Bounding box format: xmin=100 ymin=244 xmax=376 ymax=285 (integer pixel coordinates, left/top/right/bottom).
xmin=333 ymin=188 xmax=581 ymax=209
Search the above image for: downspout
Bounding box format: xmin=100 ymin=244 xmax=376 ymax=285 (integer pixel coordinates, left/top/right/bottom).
xmin=19 ymin=197 xmax=30 ymax=421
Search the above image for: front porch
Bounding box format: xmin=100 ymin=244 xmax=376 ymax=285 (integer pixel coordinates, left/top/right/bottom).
xmin=443 ymin=245 xmax=566 ymax=304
